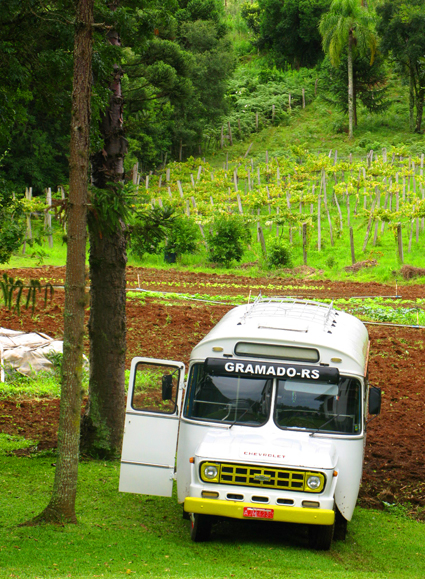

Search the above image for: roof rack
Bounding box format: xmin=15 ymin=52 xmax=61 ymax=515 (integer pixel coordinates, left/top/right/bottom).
xmin=242 ymin=296 xmax=336 ymax=329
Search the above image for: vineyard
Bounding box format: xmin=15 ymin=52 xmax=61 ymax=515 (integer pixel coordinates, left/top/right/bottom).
xmin=134 ymin=146 xmax=425 ymax=272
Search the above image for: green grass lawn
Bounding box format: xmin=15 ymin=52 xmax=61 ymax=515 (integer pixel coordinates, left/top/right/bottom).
xmin=1 ymin=451 xmax=424 ymax=579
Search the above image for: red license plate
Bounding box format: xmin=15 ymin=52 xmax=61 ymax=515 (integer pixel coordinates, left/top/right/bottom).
xmin=243 ymin=507 xmax=274 ymax=519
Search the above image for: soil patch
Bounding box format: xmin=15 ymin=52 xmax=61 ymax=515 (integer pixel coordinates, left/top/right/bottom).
xmin=1 ymin=266 xmax=424 ymax=514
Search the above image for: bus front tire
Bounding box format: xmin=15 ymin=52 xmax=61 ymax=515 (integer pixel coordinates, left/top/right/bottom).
xmin=308 ymin=523 xmax=333 ymax=551
xmin=333 ymin=507 xmax=348 ymax=541
xmin=190 ymin=513 xmax=212 ymax=542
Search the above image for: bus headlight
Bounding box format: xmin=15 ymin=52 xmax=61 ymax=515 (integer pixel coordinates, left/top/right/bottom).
xmin=306 ymin=476 xmax=322 ymax=490
xmin=200 ymin=462 xmax=220 ymax=483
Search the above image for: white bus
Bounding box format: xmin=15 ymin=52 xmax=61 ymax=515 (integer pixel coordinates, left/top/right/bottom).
xmin=119 ymin=297 xmax=381 ymax=550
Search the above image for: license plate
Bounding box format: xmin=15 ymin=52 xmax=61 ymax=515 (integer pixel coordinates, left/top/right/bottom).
xmin=243 ymin=507 xmax=274 ymax=519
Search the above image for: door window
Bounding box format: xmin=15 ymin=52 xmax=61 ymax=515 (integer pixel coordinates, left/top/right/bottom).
xmin=131 ymin=361 xmax=180 ymax=414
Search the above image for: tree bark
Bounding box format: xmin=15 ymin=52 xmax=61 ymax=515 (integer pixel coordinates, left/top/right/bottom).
xmin=347 ymin=31 xmax=354 ymax=139
xmin=415 ymin=90 xmax=424 ymax=134
xmin=409 ymin=64 xmax=416 ymax=132
xmin=80 ymin=24 xmax=127 ymax=459
xmin=28 ymin=0 xmax=93 ymax=524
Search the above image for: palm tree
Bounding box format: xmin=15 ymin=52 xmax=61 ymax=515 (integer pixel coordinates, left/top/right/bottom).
xmin=319 ymin=0 xmax=377 ymax=138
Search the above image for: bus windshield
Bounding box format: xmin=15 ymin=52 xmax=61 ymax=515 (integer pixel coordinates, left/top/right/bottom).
xmin=274 ymin=376 xmax=362 ymax=435
xmin=185 ymin=363 xmax=273 ymax=426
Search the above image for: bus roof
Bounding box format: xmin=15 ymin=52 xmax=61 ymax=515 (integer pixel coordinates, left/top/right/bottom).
xmin=191 ymin=297 xmax=369 ymax=376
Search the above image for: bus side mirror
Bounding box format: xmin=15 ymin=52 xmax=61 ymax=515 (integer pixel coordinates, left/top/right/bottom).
xmin=162 ymin=375 xmax=173 ymax=401
xmin=368 ymin=386 xmax=381 ymax=415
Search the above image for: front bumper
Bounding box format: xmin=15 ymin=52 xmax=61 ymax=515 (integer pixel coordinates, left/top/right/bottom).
xmin=184 ymin=497 xmax=335 ymax=526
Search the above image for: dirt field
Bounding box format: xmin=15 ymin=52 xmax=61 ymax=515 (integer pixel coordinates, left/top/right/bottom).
xmin=1 ymin=265 xmax=424 ymax=516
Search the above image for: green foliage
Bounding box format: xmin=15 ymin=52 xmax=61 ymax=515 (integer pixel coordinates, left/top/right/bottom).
xmin=319 ymin=0 xmax=377 ymax=68
xmin=224 ymin=65 xmax=317 ymax=137
xmin=129 ymin=205 xmax=176 ymax=259
xmin=206 ymin=215 xmax=250 ymax=265
xmin=320 ymin=51 xmax=389 ymax=118
xmin=165 ymin=215 xmax=201 ymax=254
xmin=240 ymin=2 xmax=261 ymax=35
xmin=0 ymin=187 xmax=25 ymax=264
xmin=266 ymin=237 xmax=293 ymax=269
xmin=376 ymin=0 xmax=425 ymax=133
xmin=0 ymin=274 xmax=54 ymax=314
xmin=88 ymin=183 xmax=135 ymax=240
xmin=257 ymin=0 xmax=331 ymax=69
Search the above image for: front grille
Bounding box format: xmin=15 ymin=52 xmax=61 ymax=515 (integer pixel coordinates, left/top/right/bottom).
xmin=200 ymin=461 xmax=325 ymax=493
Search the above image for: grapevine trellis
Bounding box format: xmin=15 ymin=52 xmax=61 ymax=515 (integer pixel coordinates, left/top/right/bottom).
xmin=134 ymin=147 xmax=425 ymax=265
xmin=17 ymin=147 xmax=425 ymax=267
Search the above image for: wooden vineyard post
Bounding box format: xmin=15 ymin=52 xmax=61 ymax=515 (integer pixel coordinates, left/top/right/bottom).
xmin=132 ymin=163 xmax=139 ymax=185
xmin=397 ymin=223 xmax=404 ymax=263
xmin=288 ymin=94 xmax=291 ymax=111
xmin=256 ymin=209 xmax=261 ymax=242
xmin=381 ymin=183 xmax=389 ymax=234
xmin=302 ymin=222 xmax=307 ymax=265
xmin=45 ymin=187 xmax=53 ymax=248
xmin=236 ymin=194 xmax=244 ymax=215
xmin=22 ymin=187 xmax=33 ymax=254
xmin=266 ymin=186 xmax=272 ymax=231
xmin=286 ymin=186 xmax=292 ymax=244
xmin=334 ymin=191 xmax=343 ymax=231
xmin=372 ymin=187 xmax=380 ymax=246
xmin=220 ymin=126 xmax=224 ymax=149
xmin=362 ymin=199 xmax=376 ymax=252
xmin=346 ymin=191 xmax=351 ymax=229
xmin=408 ymin=209 xmax=414 ymax=253
xmin=177 ymin=180 xmax=184 ymax=199
xmin=317 ymin=187 xmax=321 ymax=251
xmin=168 ymin=187 xmax=173 ymax=200
xmin=322 ymin=174 xmax=334 ymax=247
xmin=350 ymin=227 xmax=356 ymax=265
xmin=258 ymin=226 xmax=267 ymax=258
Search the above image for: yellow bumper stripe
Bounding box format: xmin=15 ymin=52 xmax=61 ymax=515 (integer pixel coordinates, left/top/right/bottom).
xmin=184 ymin=497 xmax=334 ymax=526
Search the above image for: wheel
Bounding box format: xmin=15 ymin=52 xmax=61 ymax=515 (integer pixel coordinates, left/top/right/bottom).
xmin=190 ymin=513 xmax=212 ymax=542
xmin=308 ymin=523 xmax=334 ymax=551
xmin=182 ymin=507 xmax=190 ymax=520
xmin=333 ymin=507 xmax=348 ymax=541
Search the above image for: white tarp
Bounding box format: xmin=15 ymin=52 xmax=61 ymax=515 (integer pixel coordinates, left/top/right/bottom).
xmin=0 ymin=327 xmax=63 ymax=381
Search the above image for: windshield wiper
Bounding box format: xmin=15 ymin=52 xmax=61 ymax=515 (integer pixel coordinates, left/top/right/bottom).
xmin=228 ymin=407 xmax=251 ymax=429
xmin=309 ymin=415 xmax=336 ymax=437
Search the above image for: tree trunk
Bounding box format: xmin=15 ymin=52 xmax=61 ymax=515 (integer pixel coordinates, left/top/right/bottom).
xmin=415 ymin=92 xmax=424 ymax=134
xmin=353 ymin=74 xmax=358 ymax=128
xmin=80 ymin=24 xmax=127 ymax=459
xmin=347 ymin=32 xmax=354 ymax=139
xmin=409 ymin=64 xmax=415 ymax=132
xmin=29 ymin=0 xmax=93 ymax=524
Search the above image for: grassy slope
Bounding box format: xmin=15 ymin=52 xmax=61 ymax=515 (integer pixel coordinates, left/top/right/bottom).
xmin=1 ymin=452 xmax=425 ymax=579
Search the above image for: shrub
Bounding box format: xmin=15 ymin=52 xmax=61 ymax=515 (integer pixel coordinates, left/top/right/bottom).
xmin=165 ymin=215 xmax=201 ymax=255
xmin=206 ymin=215 xmax=250 ymax=265
xmin=129 ymin=205 xmax=175 ymax=259
xmin=267 ymin=237 xmax=293 ymax=269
